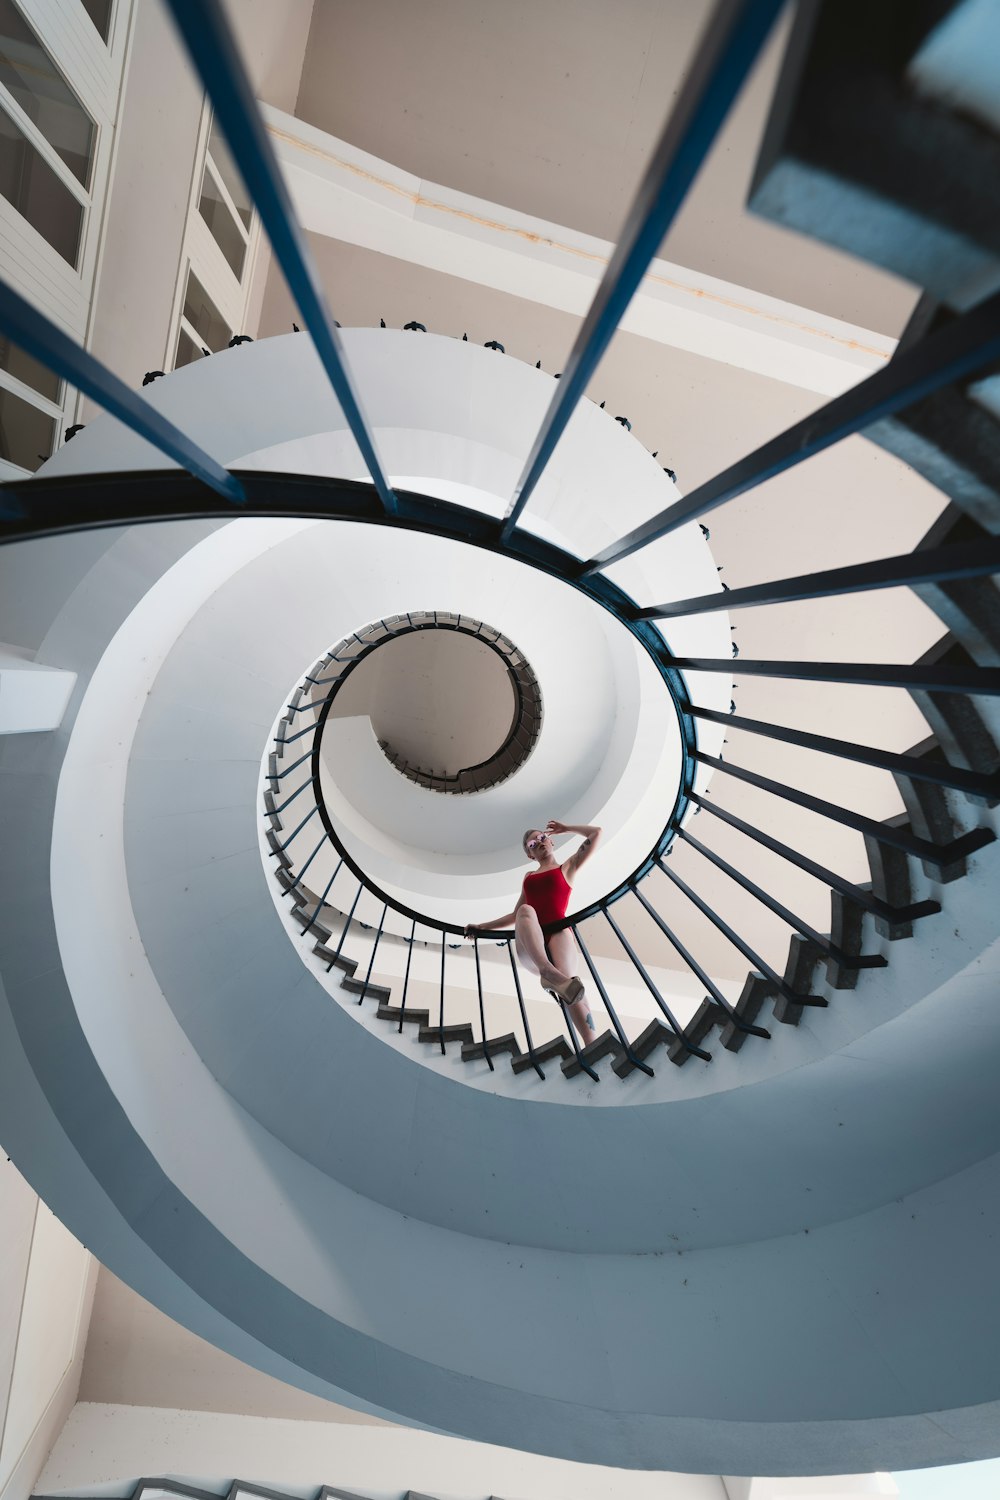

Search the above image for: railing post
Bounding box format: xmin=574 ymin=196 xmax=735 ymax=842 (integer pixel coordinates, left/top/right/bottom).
xmin=573 ymin=924 xmax=655 ymax=1076
xmin=507 ymin=940 xmax=545 ymax=1079
xmin=399 ymin=919 xmax=416 ymax=1033
xmin=472 ymin=936 xmax=494 ymax=1071
xmin=358 ymin=905 xmax=388 ymax=1001
xmin=439 ymin=933 xmax=447 ymax=1054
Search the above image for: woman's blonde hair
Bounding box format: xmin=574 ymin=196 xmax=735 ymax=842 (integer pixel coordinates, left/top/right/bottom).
xmin=522 ymin=828 xmax=541 ymax=856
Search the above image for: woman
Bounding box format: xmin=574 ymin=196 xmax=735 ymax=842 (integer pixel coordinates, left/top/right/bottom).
xmin=465 ymin=819 xmax=602 ymax=1045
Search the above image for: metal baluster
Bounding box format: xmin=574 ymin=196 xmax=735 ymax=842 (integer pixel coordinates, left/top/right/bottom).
xmin=164 ymin=0 xmax=396 ymax=516
xmin=271 ymin=748 xmax=312 ymax=781
xmin=438 ymin=932 xmax=447 ymax=1054
xmin=270 ymin=801 xmax=319 ymax=853
xmin=358 ymin=905 xmax=388 ymax=1002
xmin=657 ymin=857 xmax=825 ymax=1008
xmin=573 ymin=924 xmax=655 ymax=1076
xmin=399 ymin=919 xmax=417 ymax=1033
xmin=472 ymin=936 xmax=494 ymax=1071
xmin=678 ymin=827 xmax=885 ymax=970
xmin=694 ymin=753 xmax=994 ymax=867
xmin=601 ymin=902 xmax=715 ymax=1060
xmin=268 ymin=774 xmax=317 ymax=816
xmin=631 ymin=882 xmax=769 ymax=1038
xmin=689 ymin=792 xmax=940 ymax=924
xmin=301 ymin=857 xmax=343 ymax=935
xmin=501 ymin=0 xmax=784 ymax=537
xmin=555 ymin=991 xmax=600 ymax=1083
xmin=280 ymin=830 xmax=328 ymax=895
xmin=582 ymin=286 xmax=1000 ymax=572
xmin=673 ymin=658 xmax=1000 ymax=696
xmin=328 ymin=882 xmax=363 ymax=968
xmin=507 ymin=940 xmax=544 ymax=1079
xmin=638 ymin=535 xmax=1000 ymax=619
xmin=0 ymin=281 xmax=244 ymax=502
xmin=688 ymin=704 xmax=1000 ymax=799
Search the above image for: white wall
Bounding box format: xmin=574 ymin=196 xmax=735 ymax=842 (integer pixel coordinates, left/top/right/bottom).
xmin=0 ymin=1160 xmax=95 ymax=1500
xmin=37 ymin=1402 xmax=728 ymax=1500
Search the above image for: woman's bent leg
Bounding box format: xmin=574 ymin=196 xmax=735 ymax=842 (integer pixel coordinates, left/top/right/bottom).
xmin=547 ymin=929 xmax=599 ymax=1045
xmin=515 ymin=905 xmax=568 ymax=991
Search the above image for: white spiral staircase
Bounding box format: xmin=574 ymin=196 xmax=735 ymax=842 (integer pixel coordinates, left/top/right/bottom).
xmin=2 ymin=0 xmax=1000 ymax=1489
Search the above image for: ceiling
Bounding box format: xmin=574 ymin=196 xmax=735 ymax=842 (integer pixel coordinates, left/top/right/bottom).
xmin=294 ymin=0 xmax=920 ymax=333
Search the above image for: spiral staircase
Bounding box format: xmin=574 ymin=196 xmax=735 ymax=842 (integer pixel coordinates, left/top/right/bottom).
xmin=3 ymin=0 xmax=1000 ymax=1491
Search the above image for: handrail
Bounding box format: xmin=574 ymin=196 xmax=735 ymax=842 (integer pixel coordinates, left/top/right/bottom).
xmin=302 ymin=609 xmax=696 ymax=942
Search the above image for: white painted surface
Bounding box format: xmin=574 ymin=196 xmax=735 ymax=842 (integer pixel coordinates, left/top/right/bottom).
xmin=0 ymin=1161 xmax=95 ymax=1500
xmin=0 ymin=1161 xmax=38 ymax=1476
xmin=260 ymin=106 xmax=895 ymax=397
xmin=0 ymin=647 xmax=76 ymax=735
xmin=37 ymin=1402 xmax=729 ymax=1500
xmin=79 ymin=1267 xmax=389 ymax=1426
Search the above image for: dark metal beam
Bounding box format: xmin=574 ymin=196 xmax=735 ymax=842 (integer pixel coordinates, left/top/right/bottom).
xmin=0 ymin=282 xmax=243 ymax=503
xmin=690 ymin=704 xmax=1000 ymax=798
xmin=582 ymin=285 xmax=1000 ymax=574
xmin=695 ymin=752 xmax=995 ymax=866
xmin=164 ymin=0 xmax=396 ymax=515
xmin=638 ymin=536 xmax=1000 ymax=619
xmin=678 ymin=827 xmax=885 ymax=969
xmin=499 ymin=0 xmax=783 ymax=540
xmin=656 ymin=856 xmax=826 ymax=1006
xmin=689 ymin=791 xmax=941 ymax=923
xmin=673 ymin=656 xmax=1000 ymax=695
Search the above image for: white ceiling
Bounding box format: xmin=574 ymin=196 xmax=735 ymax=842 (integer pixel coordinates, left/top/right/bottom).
xmin=295 ymin=0 xmax=920 ymax=333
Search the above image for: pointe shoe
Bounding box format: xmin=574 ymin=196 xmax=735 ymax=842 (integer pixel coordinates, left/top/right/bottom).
xmin=552 ymin=975 xmax=584 ymax=1006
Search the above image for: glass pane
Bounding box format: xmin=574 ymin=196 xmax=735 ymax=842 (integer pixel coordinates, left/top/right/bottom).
xmin=0 ymin=334 xmax=60 ymax=401
xmin=174 ymin=326 xmax=202 ymax=369
xmin=81 ymin=0 xmax=112 ymax=43
xmin=207 ymin=117 xmax=251 ymax=228
xmin=0 ymin=105 xmax=83 ymax=265
xmin=0 ymin=0 xmax=96 ymax=188
xmin=199 ymin=163 xmax=246 ymax=280
xmin=182 ymin=270 xmax=231 ymax=351
xmin=0 ymin=381 xmax=56 ymax=469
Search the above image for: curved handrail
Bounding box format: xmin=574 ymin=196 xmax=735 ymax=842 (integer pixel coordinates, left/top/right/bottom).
xmin=304 ymin=605 xmax=697 ymax=940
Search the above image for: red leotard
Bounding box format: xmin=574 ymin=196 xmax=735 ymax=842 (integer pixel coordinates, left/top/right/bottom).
xmin=520 ymin=865 xmax=572 ymax=926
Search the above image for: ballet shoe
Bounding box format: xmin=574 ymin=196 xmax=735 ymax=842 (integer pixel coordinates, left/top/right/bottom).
xmin=552 ymin=975 xmax=584 ymax=1006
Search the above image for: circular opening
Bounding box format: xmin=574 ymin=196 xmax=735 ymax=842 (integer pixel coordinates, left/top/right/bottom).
xmin=318 ymin=613 xmax=543 ymax=794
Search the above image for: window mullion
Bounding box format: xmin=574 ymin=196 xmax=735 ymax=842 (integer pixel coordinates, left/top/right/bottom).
xmin=0 ymin=367 xmax=63 ymax=416
xmin=0 ymin=83 xmax=91 ymax=207
xmin=203 ymin=155 xmax=250 ymax=247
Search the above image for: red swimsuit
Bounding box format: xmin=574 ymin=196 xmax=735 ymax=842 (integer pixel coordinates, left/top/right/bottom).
xmin=521 ymin=865 xmax=572 ymax=926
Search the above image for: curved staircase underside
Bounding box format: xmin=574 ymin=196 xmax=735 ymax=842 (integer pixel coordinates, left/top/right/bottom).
xmin=3 ymin=0 xmax=1000 ymax=1480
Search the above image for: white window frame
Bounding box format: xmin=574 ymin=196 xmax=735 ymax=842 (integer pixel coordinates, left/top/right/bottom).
xmin=0 ymin=0 xmax=134 ymax=473
xmin=166 ymin=98 xmax=262 ymax=372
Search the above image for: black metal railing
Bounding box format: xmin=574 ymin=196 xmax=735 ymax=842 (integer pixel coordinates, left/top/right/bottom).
xmin=0 ymin=0 xmax=998 ymax=1083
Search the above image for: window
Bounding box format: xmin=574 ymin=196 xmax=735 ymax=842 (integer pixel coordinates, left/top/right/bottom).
xmin=198 ymin=118 xmax=251 ymax=279
xmin=169 ymin=105 xmax=259 ymax=375
xmin=174 ymin=268 xmax=231 ymax=367
xmin=0 ymin=0 xmax=96 ymax=187
xmin=174 ymin=326 xmax=202 ymax=370
xmin=0 ymin=333 xmax=61 ymax=402
xmin=0 ymin=105 xmax=84 ymax=266
xmin=0 ymin=382 xmax=56 ymax=470
xmin=0 ymin=1 xmax=97 ymax=269
xmin=205 ymin=117 xmax=250 ymax=228
xmin=80 ymin=0 xmax=113 ymax=44
xmin=198 ymin=163 xmax=247 ymax=279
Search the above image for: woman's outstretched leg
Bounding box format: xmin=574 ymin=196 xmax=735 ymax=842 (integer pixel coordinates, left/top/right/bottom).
xmin=547 ymin=929 xmax=599 ymax=1045
xmin=515 ymin=904 xmax=571 ymax=991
